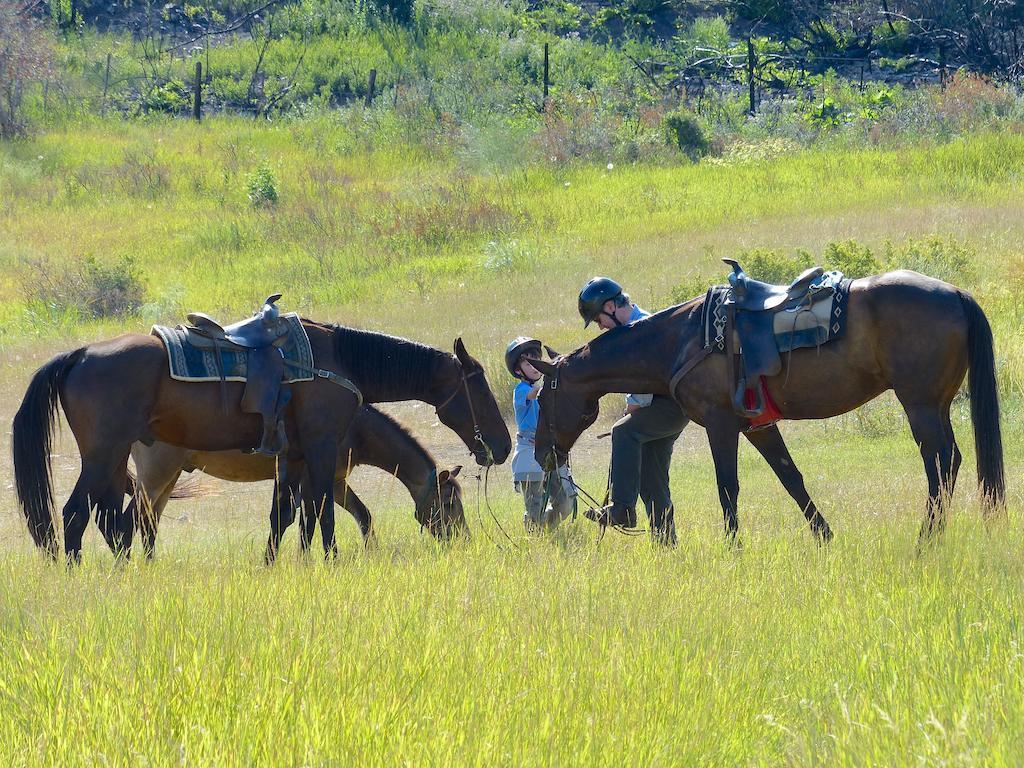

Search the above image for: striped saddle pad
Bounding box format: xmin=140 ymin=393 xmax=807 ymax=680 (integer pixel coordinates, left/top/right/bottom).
xmin=152 ymin=313 xmax=314 ymax=384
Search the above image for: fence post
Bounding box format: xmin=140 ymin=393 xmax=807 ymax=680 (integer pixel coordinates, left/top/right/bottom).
xmin=543 ymin=42 xmax=550 ymax=104
xmin=365 ymin=68 xmax=377 ymax=107
xmin=101 ymin=53 xmax=111 ymax=117
xmin=747 ymin=37 xmax=756 ymax=116
xmin=193 ymin=61 xmax=202 ymax=121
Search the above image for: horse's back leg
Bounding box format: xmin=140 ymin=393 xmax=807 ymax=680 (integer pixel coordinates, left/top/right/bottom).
xmin=705 ymin=416 xmax=741 ymax=540
xmin=900 ymin=400 xmax=957 ymax=540
xmin=66 ymin=452 xmax=130 ymax=563
xmin=137 ymin=471 xmax=180 ymax=559
xmin=743 ymin=425 xmax=832 ymax=542
xmin=336 ymin=479 xmax=375 ymax=548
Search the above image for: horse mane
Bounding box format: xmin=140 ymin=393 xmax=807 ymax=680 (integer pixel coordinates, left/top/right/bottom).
xmin=330 ymin=325 xmax=452 ymax=399
xmin=356 ymin=404 xmax=436 ymax=470
xmin=564 ymin=298 xmax=701 ymax=364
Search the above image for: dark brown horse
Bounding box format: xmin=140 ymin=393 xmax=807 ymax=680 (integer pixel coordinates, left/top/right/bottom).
xmin=126 ymin=404 xmax=466 ymax=558
xmin=531 ymin=271 xmax=1004 ymax=542
xmin=13 ymin=321 xmax=509 ymax=562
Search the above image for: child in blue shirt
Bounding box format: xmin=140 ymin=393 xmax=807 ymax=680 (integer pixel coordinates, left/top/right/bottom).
xmin=505 ymin=337 xmax=576 ymax=531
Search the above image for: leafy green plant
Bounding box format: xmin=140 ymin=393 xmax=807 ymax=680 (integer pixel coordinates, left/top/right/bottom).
xmin=21 ymin=253 xmax=147 ymax=318
xmin=821 ymin=239 xmax=881 ymax=278
xmin=246 ymin=164 xmax=279 ymax=206
xmin=883 ymin=235 xmax=975 ymax=284
xmin=663 ymin=108 xmax=709 ymax=159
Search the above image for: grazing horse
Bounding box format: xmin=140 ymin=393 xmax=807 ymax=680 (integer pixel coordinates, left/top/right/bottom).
xmin=13 ymin=320 xmax=509 ymax=563
xmin=530 ymin=271 xmax=1004 ymax=542
xmin=126 ymin=404 xmax=466 ymax=558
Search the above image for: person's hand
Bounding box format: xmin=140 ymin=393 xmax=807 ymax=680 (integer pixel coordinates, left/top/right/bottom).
xmin=623 ymin=404 xmax=641 ymax=416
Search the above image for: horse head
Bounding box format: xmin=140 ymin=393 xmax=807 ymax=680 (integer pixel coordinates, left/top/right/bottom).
xmin=435 ymin=339 xmax=512 ymax=467
xmin=529 ymin=356 xmax=601 ymax=471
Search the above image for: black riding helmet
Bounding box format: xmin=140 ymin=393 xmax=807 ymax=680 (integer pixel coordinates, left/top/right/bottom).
xmin=505 ymin=336 xmax=543 ymax=379
xmin=578 ymin=276 xmax=624 ymax=327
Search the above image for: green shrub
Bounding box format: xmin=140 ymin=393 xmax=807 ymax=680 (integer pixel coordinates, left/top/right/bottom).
xmin=821 ymin=239 xmax=881 ymax=278
xmin=141 ymin=80 xmax=190 ymax=115
xmin=882 ymin=235 xmax=975 ymax=284
xmin=22 ymin=254 xmax=147 ymax=318
xmin=734 ymin=247 xmax=814 ymax=284
xmin=246 ymin=164 xmax=279 ymax=206
xmin=663 ymin=109 xmax=710 ymax=160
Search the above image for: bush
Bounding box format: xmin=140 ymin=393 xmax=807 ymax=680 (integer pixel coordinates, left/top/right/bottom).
xmin=882 ymin=235 xmax=975 ymax=284
xmin=663 ymin=109 xmax=710 ymax=160
xmin=734 ymin=247 xmax=814 ymax=283
xmin=821 ymin=239 xmax=881 ymax=277
xmin=22 ymin=254 xmax=147 ymax=318
xmin=247 ymin=164 xmax=279 ymax=206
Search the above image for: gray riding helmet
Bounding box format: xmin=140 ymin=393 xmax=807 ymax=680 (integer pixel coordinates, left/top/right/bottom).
xmin=505 ymin=336 xmax=543 ymax=379
xmin=578 ymin=276 xmax=624 ymax=327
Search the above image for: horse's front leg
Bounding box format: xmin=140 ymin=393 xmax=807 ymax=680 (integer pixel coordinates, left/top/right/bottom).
xmin=303 ymin=441 xmax=339 ymax=560
xmin=743 ymin=425 xmax=833 ymax=543
xmin=705 ymin=415 xmax=741 ymax=541
xmin=265 ymin=463 xmax=301 ymax=564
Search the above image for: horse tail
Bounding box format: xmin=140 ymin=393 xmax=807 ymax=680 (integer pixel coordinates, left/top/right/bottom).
xmin=12 ymin=348 xmax=85 ymax=556
xmin=168 ymin=474 xmax=216 ymax=500
xmin=959 ymin=292 xmax=1005 ymax=512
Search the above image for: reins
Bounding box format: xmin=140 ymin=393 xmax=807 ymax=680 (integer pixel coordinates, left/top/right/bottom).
xmin=540 ymin=367 xmax=645 ymax=539
xmin=436 ymin=364 xmax=518 ymax=548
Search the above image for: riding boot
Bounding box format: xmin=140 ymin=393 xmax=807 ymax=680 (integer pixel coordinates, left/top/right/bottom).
xmin=255 ymin=389 xmax=291 ymax=456
xmin=583 ymin=502 xmax=637 ymax=529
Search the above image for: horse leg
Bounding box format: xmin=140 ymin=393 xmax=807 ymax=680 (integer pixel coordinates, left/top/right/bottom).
xmin=65 ymin=453 xmax=128 ymax=564
xmin=705 ymin=418 xmax=741 ymax=541
xmin=902 ymin=403 xmax=957 ymax=541
xmin=265 ymin=476 xmax=297 ymax=565
xmin=138 ymin=473 xmax=180 ymax=559
xmin=743 ymin=425 xmax=833 ymax=543
xmin=943 ymin=404 xmax=962 ymax=496
xmin=302 ymin=442 xmax=338 ymax=560
xmin=336 ymin=479 xmax=376 ymax=549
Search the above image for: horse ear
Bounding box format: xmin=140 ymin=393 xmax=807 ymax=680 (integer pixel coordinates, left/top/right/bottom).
xmin=453 ymin=337 xmax=472 ymax=365
xmin=530 ymin=358 xmax=558 ymax=376
xmin=544 ymin=345 xmax=560 ymax=359
xmin=449 ymin=464 xmax=463 ymax=478
xmin=437 ymin=469 xmax=451 ymax=484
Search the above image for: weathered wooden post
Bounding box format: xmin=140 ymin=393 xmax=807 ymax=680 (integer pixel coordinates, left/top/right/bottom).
xmin=101 ymin=53 xmax=112 ymax=117
xmin=747 ymin=37 xmax=756 ymax=116
xmin=193 ymin=61 xmax=202 ymax=121
xmin=365 ymin=69 xmax=377 ymax=107
xmin=543 ymin=42 xmax=550 ymax=103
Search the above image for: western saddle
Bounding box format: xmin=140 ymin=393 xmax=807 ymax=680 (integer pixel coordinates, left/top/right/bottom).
xmin=722 ymin=258 xmax=828 ymax=421
xmin=185 ymin=294 xmax=293 ymax=455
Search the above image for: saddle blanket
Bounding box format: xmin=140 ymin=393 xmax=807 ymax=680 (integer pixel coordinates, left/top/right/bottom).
xmin=152 ymin=313 xmax=315 ymax=384
xmin=702 ymin=271 xmax=853 ymax=355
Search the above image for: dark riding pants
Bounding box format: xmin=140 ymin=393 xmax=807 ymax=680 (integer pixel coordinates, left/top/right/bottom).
xmin=609 ymin=395 xmax=688 ymax=544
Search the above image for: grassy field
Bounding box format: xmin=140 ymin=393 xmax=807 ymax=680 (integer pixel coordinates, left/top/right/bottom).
xmin=1 ymin=119 xmax=1023 ymax=765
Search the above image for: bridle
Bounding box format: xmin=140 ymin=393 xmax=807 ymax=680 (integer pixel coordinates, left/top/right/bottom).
xmin=435 ymin=365 xmax=493 ymax=466
xmin=540 ymin=365 xmax=598 ymax=470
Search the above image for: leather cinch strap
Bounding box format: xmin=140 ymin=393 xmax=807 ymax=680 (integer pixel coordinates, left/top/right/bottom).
xmin=283 ymin=360 xmax=363 ymax=406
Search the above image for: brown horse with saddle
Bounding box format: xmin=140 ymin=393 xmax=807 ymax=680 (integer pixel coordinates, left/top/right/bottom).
xmin=12 ymin=296 xmax=510 ymax=563
xmin=531 ymin=262 xmax=1005 ymax=543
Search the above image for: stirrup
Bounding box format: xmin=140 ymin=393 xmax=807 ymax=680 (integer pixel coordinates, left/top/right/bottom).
xmin=732 ymin=378 xmax=764 ymax=419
